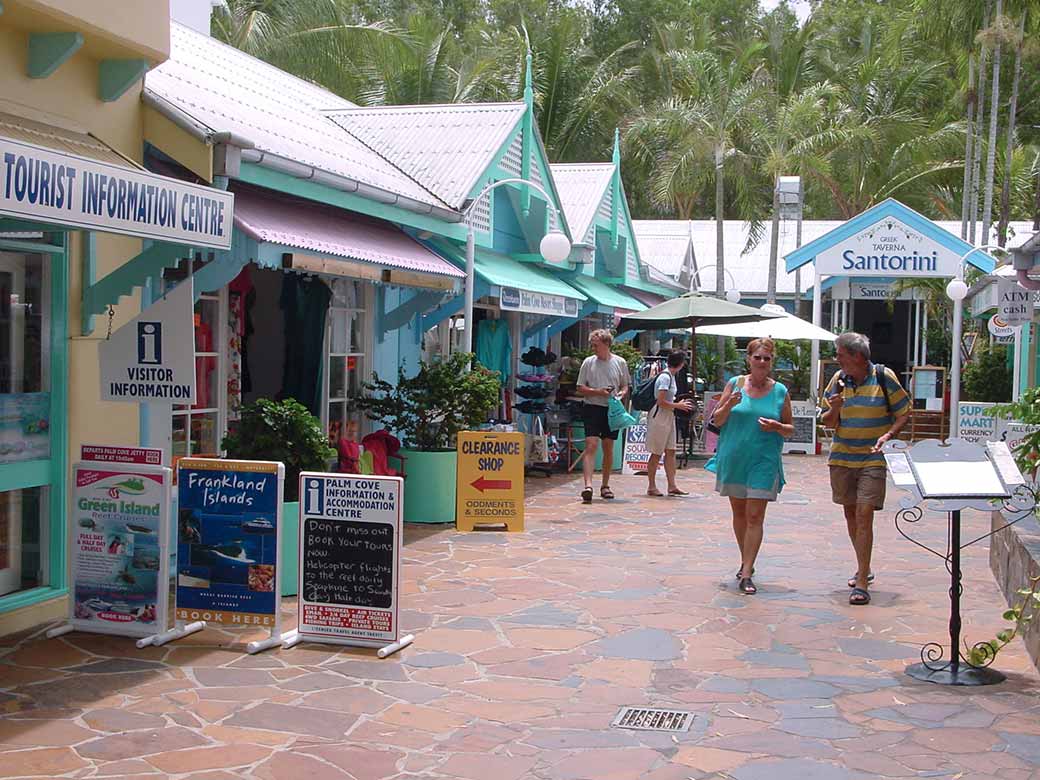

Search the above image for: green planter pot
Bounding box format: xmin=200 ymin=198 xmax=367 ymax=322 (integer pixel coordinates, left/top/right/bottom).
xmin=401 ymin=448 xmax=457 ymax=524
xmin=572 ymin=422 xmax=624 ymax=472
xmin=280 ymin=501 xmax=299 ymax=597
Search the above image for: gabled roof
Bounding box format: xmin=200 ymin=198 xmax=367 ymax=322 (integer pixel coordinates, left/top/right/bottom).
xmin=549 ymin=163 xmax=616 ymax=244
xmin=325 ymin=103 xmax=527 ymax=210
xmin=784 ymin=198 xmax=995 ymax=274
xmin=145 ymin=23 xmax=446 ymax=211
xmin=632 ymin=220 xmax=693 ymax=278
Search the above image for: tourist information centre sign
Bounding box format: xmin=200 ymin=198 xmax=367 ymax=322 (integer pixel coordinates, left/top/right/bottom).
xmin=456 ymin=431 xmax=524 ymax=531
xmin=0 ymin=135 xmax=233 ymax=249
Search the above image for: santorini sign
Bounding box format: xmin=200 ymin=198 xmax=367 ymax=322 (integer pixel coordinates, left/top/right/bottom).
xmin=814 ymin=217 xmax=961 ymax=279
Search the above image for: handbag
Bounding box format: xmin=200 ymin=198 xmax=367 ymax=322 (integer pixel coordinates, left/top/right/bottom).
xmin=525 ymin=416 xmax=550 ymax=463
xmin=607 ymin=396 xmax=639 ymax=431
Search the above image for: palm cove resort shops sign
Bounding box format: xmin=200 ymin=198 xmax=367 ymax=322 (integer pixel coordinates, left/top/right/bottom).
xmin=1 ymin=135 xmax=233 ymax=250
xmin=500 ymin=286 xmax=580 ymax=317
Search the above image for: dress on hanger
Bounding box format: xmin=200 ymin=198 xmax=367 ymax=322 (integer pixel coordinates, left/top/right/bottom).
xmin=476 ymin=319 xmax=512 ymax=381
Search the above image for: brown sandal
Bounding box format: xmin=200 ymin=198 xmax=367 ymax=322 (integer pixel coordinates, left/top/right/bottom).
xmin=600 ymin=486 xmax=615 ymax=500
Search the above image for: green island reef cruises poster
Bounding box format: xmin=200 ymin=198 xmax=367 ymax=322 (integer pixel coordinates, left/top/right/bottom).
xmin=176 ymin=459 xmax=282 ymax=628
xmin=71 ymin=463 xmax=170 ymax=638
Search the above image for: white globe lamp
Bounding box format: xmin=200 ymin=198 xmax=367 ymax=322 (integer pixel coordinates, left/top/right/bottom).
xmin=539 ymin=231 xmax=571 ymax=263
xmin=725 ymin=289 xmax=741 ymax=304
xmin=946 ymin=278 xmax=968 ymax=301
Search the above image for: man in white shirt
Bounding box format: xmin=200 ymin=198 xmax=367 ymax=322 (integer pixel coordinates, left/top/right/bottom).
xmin=577 ymin=329 xmax=630 ymax=503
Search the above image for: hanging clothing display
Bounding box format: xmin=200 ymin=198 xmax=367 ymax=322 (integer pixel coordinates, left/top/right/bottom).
xmin=476 ymin=318 xmax=512 ymax=381
xmin=279 ymin=274 xmax=332 ymax=417
xmin=193 ymin=312 xmax=214 ymax=410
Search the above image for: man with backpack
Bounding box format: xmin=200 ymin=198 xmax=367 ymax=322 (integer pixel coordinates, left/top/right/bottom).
xmin=643 ymin=351 xmax=694 ymax=496
xmin=820 ymin=332 xmax=910 ymax=606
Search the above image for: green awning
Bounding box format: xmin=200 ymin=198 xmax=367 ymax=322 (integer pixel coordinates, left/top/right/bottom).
xmin=566 ymin=274 xmax=646 ymax=311
xmin=471 ymin=249 xmax=586 ymax=301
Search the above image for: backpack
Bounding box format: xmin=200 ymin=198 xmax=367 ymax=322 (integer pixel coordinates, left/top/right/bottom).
xmin=874 ymin=364 xmax=893 ymax=415
xmin=631 ymin=374 xmax=661 ymax=412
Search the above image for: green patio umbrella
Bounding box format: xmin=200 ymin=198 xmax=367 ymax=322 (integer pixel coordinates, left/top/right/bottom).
xmin=617 ymin=293 xmax=784 ymax=392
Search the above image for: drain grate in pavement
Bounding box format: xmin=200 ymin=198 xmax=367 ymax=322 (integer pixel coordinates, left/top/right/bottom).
xmin=612 ymin=706 xmax=693 ymax=732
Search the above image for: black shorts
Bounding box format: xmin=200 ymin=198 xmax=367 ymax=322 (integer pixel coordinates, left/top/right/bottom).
xmin=581 ymin=404 xmax=618 ymax=440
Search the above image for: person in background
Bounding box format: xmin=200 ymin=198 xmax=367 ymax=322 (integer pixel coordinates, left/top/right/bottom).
xmin=646 ymin=350 xmax=694 ymax=496
xmin=820 ymin=331 xmax=910 ymax=606
xmin=706 ymin=338 xmax=794 ymax=595
xmin=577 ymin=329 xmax=631 ymax=503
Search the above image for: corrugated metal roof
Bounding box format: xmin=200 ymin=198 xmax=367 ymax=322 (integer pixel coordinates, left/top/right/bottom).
xmin=145 ymin=23 xmax=445 ymax=209
xmin=325 ymin=103 xmax=526 ymax=210
xmin=689 ymin=219 xmax=1038 ymax=296
xmin=0 ymin=111 xmax=140 ymax=169
xmin=549 ymin=163 xmax=615 ymax=244
xmin=232 ymin=186 xmax=464 ymax=278
xmin=632 ymin=220 xmax=692 ymax=278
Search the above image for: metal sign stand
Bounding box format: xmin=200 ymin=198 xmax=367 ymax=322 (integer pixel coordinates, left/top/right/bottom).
xmin=883 ymin=438 xmax=1036 ymax=686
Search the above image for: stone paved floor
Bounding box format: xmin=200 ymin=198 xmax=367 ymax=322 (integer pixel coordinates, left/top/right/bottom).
xmin=3 ymin=455 xmax=1040 ymax=779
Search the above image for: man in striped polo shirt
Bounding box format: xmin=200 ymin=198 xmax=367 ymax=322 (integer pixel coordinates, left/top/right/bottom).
xmin=820 ymin=332 xmax=910 ymax=606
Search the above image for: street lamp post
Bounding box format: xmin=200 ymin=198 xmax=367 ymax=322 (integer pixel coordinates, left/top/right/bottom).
xmin=460 ymin=178 xmax=571 ymax=356
xmin=688 ymin=266 xmax=742 ymax=303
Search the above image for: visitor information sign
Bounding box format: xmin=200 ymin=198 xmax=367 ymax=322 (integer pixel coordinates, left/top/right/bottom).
xmin=296 ymin=473 xmax=402 ymax=647
xmin=69 ymin=457 xmax=171 ymax=639
xmin=99 ymin=279 xmax=197 ymax=404
xmin=456 ymin=431 xmax=525 ymax=531
xmin=175 ymin=459 xmax=283 ymax=629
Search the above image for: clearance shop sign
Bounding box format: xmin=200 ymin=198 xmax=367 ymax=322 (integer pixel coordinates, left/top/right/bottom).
xmin=0 ymin=135 xmax=233 ymax=249
xmin=456 ymin=431 xmax=524 ymax=531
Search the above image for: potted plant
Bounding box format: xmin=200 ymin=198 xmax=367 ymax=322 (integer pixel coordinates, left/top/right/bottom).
xmin=352 ymin=352 xmax=501 ymax=524
xmin=222 ymin=398 xmax=335 ymax=595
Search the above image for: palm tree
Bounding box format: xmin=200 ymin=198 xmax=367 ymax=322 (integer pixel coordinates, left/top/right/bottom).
xmin=212 ymin=0 xmax=404 ymax=101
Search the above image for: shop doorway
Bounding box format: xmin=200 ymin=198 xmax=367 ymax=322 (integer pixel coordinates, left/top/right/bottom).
xmin=850 ymin=298 xmax=912 ymax=379
xmin=0 ymin=252 xmax=50 ymax=597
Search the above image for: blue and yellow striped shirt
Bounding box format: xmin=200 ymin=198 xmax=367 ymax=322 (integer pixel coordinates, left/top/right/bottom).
xmin=821 ymin=364 xmax=910 ymax=468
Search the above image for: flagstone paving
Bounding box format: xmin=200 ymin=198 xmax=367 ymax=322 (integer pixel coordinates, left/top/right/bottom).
xmin=3 ymin=454 xmax=1040 ymax=779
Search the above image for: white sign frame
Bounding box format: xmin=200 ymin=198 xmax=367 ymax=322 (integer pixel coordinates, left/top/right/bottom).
xmin=815 ymin=217 xmax=963 ymax=278
xmin=0 ymin=135 xmax=233 ymax=249
xmin=783 ymin=400 xmax=817 ymax=454
xmin=997 ymin=277 xmax=1035 ymax=328
xmin=99 ymin=279 xmax=196 ymax=404
xmin=288 ymin=473 xmax=407 ymax=653
xmin=61 ymin=460 xmax=171 ymax=640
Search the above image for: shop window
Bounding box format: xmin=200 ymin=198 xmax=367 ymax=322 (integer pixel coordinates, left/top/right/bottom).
xmin=0 ymin=488 xmax=47 ymax=597
xmin=325 ymin=279 xmax=367 ymax=447
xmin=164 ymin=259 xmax=225 ymax=459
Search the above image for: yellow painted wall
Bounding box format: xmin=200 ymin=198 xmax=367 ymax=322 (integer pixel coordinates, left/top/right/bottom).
xmin=4 ymin=0 xmax=170 ymax=63
xmin=0 ymin=14 xmax=169 ymax=636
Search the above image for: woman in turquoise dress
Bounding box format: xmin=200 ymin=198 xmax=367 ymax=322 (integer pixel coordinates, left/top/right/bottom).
xmin=706 ymin=338 xmax=794 ymax=595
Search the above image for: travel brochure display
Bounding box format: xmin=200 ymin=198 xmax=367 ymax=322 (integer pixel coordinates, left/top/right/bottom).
xmin=145 ymin=458 xmax=285 ymax=654
xmin=47 ymin=446 xmax=171 ymax=641
xmin=456 ymin=431 xmax=525 ymax=531
xmin=883 ymin=438 xmax=1028 ymax=686
xmin=282 ymin=473 xmax=412 ymax=657
xmin=622 ymin=422 xmax=659 ymax=476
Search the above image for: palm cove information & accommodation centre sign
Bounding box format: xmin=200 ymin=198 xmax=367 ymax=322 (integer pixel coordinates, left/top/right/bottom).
xmin=282 ymin=473 xmax=409 ymax=656
xmin=784 ymin=199 xmax=996 ymax=407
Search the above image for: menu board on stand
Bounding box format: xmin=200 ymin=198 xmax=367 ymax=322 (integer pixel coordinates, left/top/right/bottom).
xmin=281 ymin=473 xmax=413 ymax=658
xmin=47 ymin=445 xmax=171 ymax=641
xmin=142 ymin=458 xmax=285 ymax=653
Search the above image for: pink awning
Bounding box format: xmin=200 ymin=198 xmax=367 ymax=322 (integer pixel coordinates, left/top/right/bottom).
xmin=232 ymin=186 xmax=464 ymax=278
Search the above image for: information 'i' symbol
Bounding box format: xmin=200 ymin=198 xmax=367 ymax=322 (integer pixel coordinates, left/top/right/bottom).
xmin=137 ymin=322 xmax=162 ymax=365
xmin=306 ymin=479 xmax=322 ymax=515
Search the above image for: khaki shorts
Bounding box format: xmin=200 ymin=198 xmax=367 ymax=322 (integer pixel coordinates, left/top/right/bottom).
xmin=830 ymin=465 xmax=887 ymax=510
xmin=646 ymin=409 xmax=676 ymax=455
